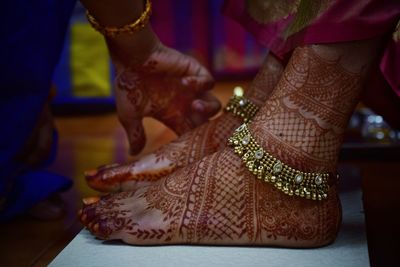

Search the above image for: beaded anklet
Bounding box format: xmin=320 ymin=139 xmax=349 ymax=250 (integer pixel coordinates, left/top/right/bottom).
xmin=228 ymin=123 xmax=332 ymax=201
xmin=224 ymin=88 xmax=259 ymax=123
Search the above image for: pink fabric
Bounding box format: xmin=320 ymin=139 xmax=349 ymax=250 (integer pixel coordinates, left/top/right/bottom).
xmin=381 ymin=38 xmax=400 ymax=95
xmin=223 ymin=0 xmax=400 ymax=98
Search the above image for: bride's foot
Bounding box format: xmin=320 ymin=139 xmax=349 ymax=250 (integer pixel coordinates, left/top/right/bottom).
xmin=80 ymin=41 xmax=379 ymax=246
xmin=85 ymin=55 xmax=283 ymax=192
xmin=80 ymin=147 xmax=340 ymax=246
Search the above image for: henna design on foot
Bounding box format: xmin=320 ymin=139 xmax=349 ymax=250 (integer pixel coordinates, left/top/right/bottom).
xmin=80 ymin=41 xmax=380 ymax=247
xmin=81 ymin=148 xmax=341 ymax=246
xmin=251 ymin=45 xmax=378 ymax=172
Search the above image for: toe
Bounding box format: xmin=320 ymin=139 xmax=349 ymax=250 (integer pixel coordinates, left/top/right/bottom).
xmin=80 ymin=204 xmax=97 ymax=225
xmin=82 ymin=196 xmax=100 ymax=205
xmin=85 ymin=163 xmax=133 ymax=192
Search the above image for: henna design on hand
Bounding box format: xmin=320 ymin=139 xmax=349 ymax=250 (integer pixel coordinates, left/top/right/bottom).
xmin=114 ymin=44 xmax=215 ymax=155
xmin=86 ymin=55 xmax=283 ymax=192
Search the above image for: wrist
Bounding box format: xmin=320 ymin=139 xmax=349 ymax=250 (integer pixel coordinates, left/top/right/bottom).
xmin=82 ymin=0 xmax=145 ymax=27
xmin=83 ymin=0 xmax=158 ymax=65
xmin=106 ymin=25 xmax=160 ymax=66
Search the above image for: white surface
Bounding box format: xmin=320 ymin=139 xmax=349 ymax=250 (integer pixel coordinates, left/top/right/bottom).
xmin=50 ymin=189 xmax=369 ymax=267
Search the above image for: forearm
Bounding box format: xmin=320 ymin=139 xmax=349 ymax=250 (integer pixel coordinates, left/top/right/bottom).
xmin=80 ymin=0 xmax=159 ymax=64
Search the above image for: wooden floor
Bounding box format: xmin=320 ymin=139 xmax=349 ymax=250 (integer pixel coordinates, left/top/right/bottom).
xmin=0 ymin=81 xmax=399 ymax=267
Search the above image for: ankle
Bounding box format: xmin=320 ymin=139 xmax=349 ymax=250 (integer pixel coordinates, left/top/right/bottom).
xmin=245 ymin=54 xmax=283 ymax=106
xmin=249 ymin=44 xmax=379 ymax=173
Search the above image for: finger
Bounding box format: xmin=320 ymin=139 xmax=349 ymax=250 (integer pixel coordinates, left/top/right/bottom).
xmin=188 ymin=93 xmax=221 ymax=127
xmin=191 ymin=93 xmax=221 ymax=117
xmin=186 ymin=111 xmax=208 ymax=128
xmin=181 ymin=74 xmax=215 ymax=94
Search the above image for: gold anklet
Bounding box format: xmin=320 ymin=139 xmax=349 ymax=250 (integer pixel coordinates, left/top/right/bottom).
xmin=86 ymin=0 xmax=152 ymax=38
xmin=228 ymin=123 xmax=330 ymax=201
xmin=224 ymin=89 xmax=259 ymax=123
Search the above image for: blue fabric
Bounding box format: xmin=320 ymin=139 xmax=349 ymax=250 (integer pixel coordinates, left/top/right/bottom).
xmin=0 ymin=0 xmax=76 ymax=220
xmin=0 ymin=130 xmax=73 ymax=221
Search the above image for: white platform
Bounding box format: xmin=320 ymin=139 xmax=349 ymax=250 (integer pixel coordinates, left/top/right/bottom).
xmin=50 ymin=188 xmax=369 ymax=267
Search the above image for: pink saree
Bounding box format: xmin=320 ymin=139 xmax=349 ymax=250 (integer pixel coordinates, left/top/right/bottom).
xmin=223 ymin=0 xmax=400 ymax=126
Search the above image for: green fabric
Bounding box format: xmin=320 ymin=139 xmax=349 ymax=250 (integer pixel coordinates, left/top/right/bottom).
xmin=284 ymin=0 xmax=325 ymax=38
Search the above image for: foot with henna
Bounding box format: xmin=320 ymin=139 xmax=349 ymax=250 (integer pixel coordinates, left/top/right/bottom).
xmin=80 ymin=40 xmax=380 ymax=247
xmin=85 ymin=55 xmax=283 ymax=192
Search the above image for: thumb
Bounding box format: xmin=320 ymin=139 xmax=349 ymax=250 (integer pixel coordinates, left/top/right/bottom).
xmin=191 ymin=92 xmax=221 ymax=117
xmin=189 ymin=95 xmax=221 ymax=127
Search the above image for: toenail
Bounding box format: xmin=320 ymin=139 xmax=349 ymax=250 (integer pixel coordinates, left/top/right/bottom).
xmin=84 ymin=169 xmax=98 ymax=177
xmin=106 ymin=163 xmax=120 ymax=169
xmin=82 ymin=196 xmax=100 ymax=205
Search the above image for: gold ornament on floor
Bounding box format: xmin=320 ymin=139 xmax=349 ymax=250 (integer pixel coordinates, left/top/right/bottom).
xmin=228 ymin=123 xmax=331 ymax=201
xmin=224 ymin=87 xmax=259 ymax=123
xmin=86 ymin=0 xmax=152 ymax=38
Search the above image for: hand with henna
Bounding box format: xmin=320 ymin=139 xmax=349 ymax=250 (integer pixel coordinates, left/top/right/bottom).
xmin=113 ymin=42 xmax=220 ymax=155
xmin=85 ymin=55 xmax=284 ymax=192
xmin=80 ymin=0 xmax=221 ymax=156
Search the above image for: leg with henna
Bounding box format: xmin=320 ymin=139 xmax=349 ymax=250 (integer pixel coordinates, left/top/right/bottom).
xmin=80 ymin=39 xmax=380 ymax=246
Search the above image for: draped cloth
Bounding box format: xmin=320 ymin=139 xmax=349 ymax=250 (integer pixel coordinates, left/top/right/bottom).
xmin=0 ymin=0 xmax=76 ymax=221
xmin=223 ymin=0 xmax=400 ymax=100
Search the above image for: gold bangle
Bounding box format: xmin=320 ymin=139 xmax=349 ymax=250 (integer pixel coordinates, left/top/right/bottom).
xmin=86 ymin=0 xmax=152 ymax=38
xmin=228 ymin=123 xmax=332 ymax=201
xmin=224 ymin=88 xmax=259 ymax=123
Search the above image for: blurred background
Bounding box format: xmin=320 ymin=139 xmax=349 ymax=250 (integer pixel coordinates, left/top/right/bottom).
xmin=50 ymin=0 xmax=400 ymax=145
xmin=52 ymin=0 xmax=265 ymax=113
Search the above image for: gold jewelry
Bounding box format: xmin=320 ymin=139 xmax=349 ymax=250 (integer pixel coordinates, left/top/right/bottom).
xmin=86 ymin=0 xmax=152 ymax=38
xmin=224 ymin=88 xmax=259 ymax=123
xmin=228 ymin=123 xmax=331 ymax=201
